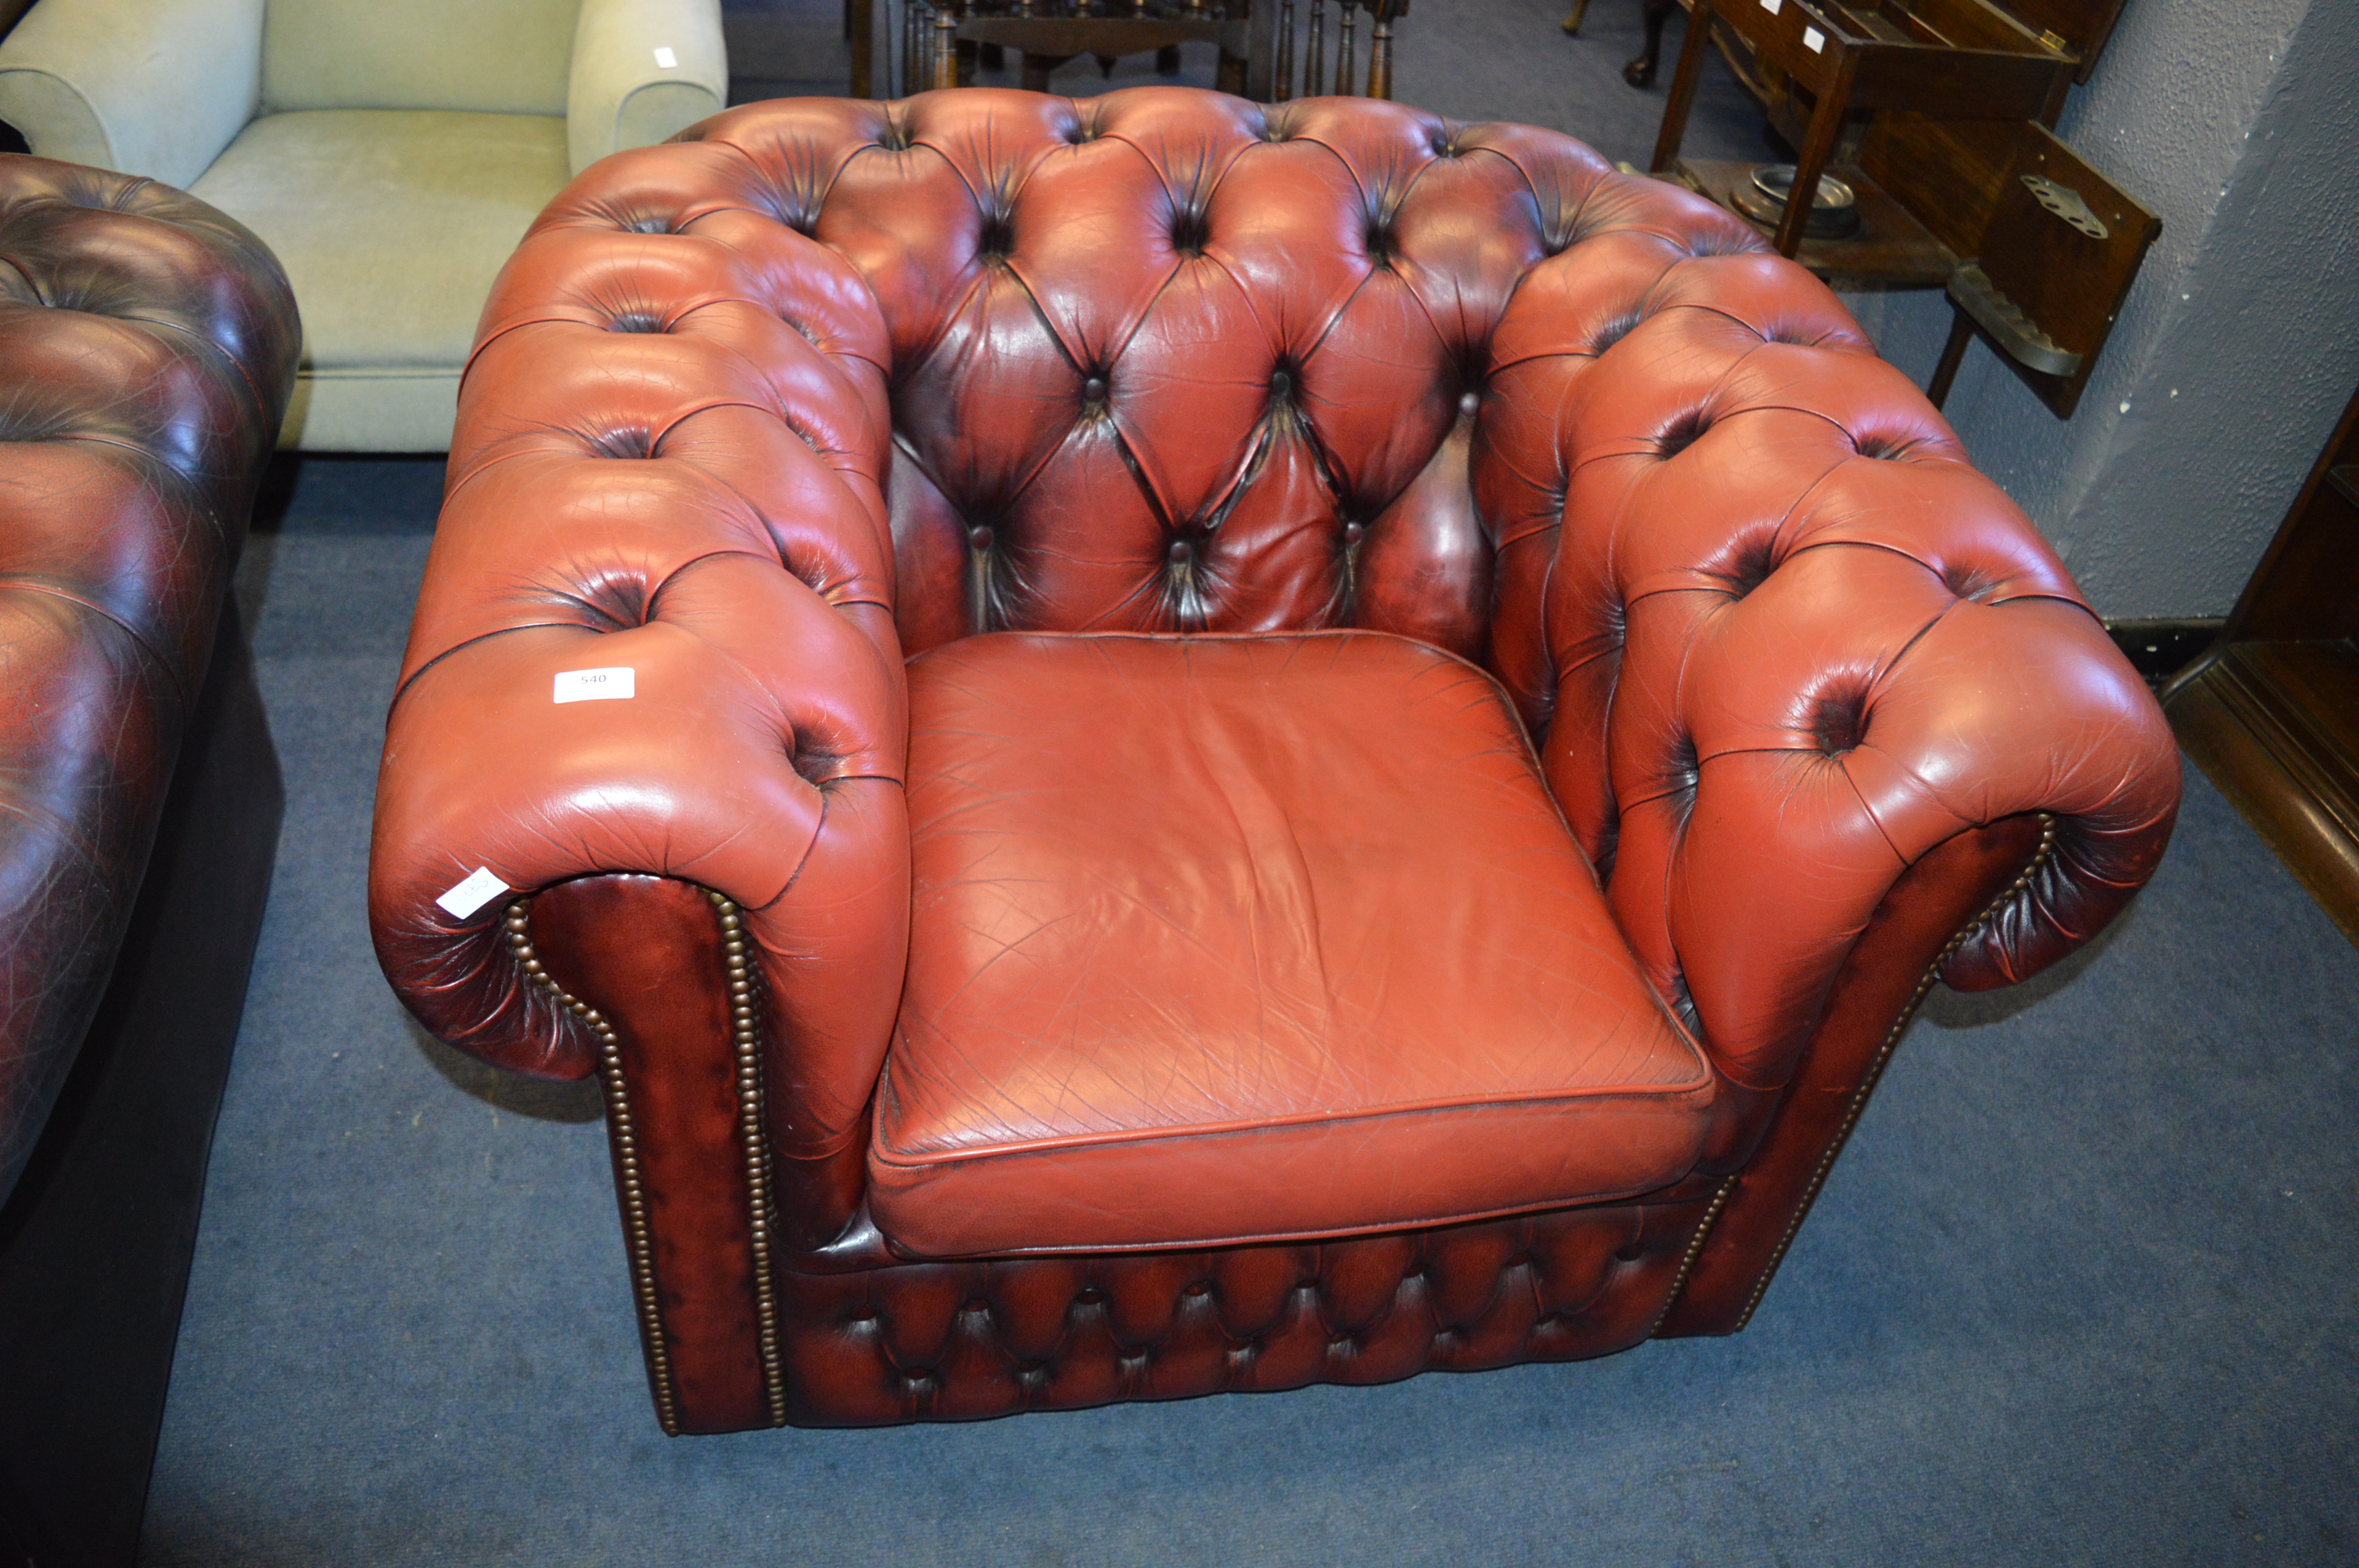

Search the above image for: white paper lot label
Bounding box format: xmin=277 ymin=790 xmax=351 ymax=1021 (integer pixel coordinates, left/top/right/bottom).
xmin=1759 ymin=0 xmax=1781 ymax=13
xmin=653 ymin=45 xmax=678 ymax=67
xmin=554 ymin=666 xmax=635 ymax=703
xmin=437 ymin=866 xmax=510 ymax=920
xmin=1804 ymin=25 xmax=1825 ymax=50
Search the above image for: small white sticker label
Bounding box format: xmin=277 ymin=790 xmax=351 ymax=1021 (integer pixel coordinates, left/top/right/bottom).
xmin=1759 ymin=0 xmax=1781 ymax=13
xmin=1803 ymin=25 xmax=1825 ymax=50
xmin=436 ymin=866 xmax=511 ymax=920
xmin=653 ymin=45 xmax=678 ymax=67
xmin=554 ymin=666 xmax=635 ymax=704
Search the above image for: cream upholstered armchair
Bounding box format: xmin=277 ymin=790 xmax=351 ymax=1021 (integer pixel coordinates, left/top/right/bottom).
xmin=0 ymin=0 xmax=725 ymax=451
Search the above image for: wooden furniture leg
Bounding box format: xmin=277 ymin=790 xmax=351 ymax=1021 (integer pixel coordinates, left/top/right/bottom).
xmin=1927 ymin=308 xmax=1975 ymax=408
xmin=1305 ymin=0 xmax=1325 ymax=103
xmin=1021 ymin=50 xmax=1074 ymax=88
xmin=932 ymin=7 xmax=959 ymax=87
xmin=1270 ymin=0 xmax=1294 ymax=100
xmin=851 ymin=0 xmax=874 ymax=96
xmin=1772 ymin=79 xmax=1847 ymax=256
xmin=1626 ymin=0 xmax=1674 ymax=87
xmin=1649 ymin=0 xmax=1712 ymax=170
xmin=1561 ymin=0 xmax=1591 ymax=36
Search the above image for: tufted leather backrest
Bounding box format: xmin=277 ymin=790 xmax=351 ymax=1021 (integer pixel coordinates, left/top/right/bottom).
xmin=0 ymin=154 xmax=299 ymax=1203
xmin=606 ymin=91 xmax=1614 ymax=661
xmin=403 ymin=88 xmax=2175 ymax=1139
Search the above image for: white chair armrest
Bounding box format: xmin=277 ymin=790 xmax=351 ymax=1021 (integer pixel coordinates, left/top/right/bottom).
xmin=565 ymin=0 xmax=725 ymax=176
xmin=0 ymin=0 xmax=261 ymax=189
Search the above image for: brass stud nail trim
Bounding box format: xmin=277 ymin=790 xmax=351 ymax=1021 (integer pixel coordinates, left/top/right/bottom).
xmin=507 ymin=889 xmax=791 ymax=1433
xmin=1728 ymin=813 xmax=2059 ymax=1331
xmin=507 ymin=895 xmax=682 ymax=1436
xmin=1646 ymin=1174 xmax=1734 ymax=1337
xmin=707 ymin=887 xmax=789 ymax=1429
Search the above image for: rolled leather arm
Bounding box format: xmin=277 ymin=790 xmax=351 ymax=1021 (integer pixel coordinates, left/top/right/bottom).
xmin=0 ymin=0 xmax=261 ymax=190
xmin=565 ymin=0 xmax=728 ymax=175
xmin=367 ymin=143 xmax=907 ymax=1164
xmin=0 ymin=156 xmax=298 ymax=1202
xmin=1477 ymin=172 xmax=2179 ymax=1093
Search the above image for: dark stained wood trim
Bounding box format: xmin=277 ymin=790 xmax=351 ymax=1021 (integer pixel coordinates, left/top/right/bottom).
xmin=2169 ymin=658 xmax=2359 ymax=948
xmin=2162 ymin=379 xmax=2359 ymax=949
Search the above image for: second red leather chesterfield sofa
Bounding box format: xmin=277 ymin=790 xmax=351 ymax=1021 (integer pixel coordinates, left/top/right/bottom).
xmin=369 ymin=87 xmax=2180 ymax=1435
xmin=0 ymin=154 xmax=296 ymax=1559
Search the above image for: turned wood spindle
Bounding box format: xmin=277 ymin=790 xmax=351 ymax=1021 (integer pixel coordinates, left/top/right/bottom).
xmin=1274 ymin=0 xmax=1296 ymax=100
xmin=932 ymin=4 xmax=959 ymax=87
xmin=1305 ymin=0 xmax=1325 ymax=99
xmin=1368 ymin=10 xmax=1392 ymax=99
xmin=1336 ymin=0 xmax=1357 ymax=94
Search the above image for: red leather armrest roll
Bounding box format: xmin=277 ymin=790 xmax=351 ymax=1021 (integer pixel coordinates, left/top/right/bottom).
xmin=1472 ymin=169 xmax=2179 ymax=1091
xmin=367 ymin=162 xmax=910 ymax=1162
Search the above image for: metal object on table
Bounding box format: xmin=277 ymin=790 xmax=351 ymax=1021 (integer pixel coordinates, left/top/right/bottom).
xmin=1730 ymin=162 xmax=1861 ymax=239
xmin=2020 ymin=172 xmax=2109 ymax=240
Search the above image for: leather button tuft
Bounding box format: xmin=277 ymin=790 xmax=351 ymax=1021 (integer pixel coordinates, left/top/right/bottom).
xmin=1343 ymin=521 xmax=1365 ymax=546
xmin=1169 ymin=539 xmax=1192 ymax=564
xmin=968 ymin=524 xmax=994 ymax=551
xmin=1082 ymin=375 xmax=1107 ymax=403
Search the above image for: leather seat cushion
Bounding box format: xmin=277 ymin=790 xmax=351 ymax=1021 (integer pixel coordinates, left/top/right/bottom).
xmin=871 ymin=630 xmax=1715 ymax=1257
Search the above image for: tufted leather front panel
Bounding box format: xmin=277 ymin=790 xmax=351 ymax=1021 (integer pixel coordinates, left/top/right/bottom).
xmin=779 ymin=1179 xmax=1718 ymax=1425
xmin=0 ymin=156 xmax=298 ymax=1205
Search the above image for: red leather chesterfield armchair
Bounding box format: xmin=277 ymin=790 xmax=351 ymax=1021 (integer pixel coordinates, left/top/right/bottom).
xmin=369 ymin=88 xmax=2181 ymax=1436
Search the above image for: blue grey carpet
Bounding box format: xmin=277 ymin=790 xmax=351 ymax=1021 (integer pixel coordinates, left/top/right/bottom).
xmin=140 ymin=13 xmax=2358 ymax=1561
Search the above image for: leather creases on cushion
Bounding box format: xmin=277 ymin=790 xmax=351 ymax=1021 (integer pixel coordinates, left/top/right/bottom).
xmin=872 ymin=630 xmax=1714 ymax=1257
